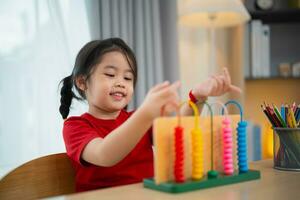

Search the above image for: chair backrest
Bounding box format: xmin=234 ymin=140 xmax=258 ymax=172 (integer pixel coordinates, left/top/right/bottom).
xmin=0 ymin=153 xmax=75 ymax=200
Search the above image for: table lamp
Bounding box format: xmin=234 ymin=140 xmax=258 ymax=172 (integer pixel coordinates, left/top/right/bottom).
xmin=179 ymin=0 xmax=251 ymax=75
xmin=178 ymin=0 xmax=251 ymax=177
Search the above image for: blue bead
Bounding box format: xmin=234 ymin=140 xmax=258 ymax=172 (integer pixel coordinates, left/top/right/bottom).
xmin=237 ymin=120 xmax=248 ymax=173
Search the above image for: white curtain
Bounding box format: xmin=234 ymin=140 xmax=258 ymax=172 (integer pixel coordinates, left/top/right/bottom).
xmin=0 ymin=0 xmax=179 ymax=176
xmin=0 ymin=0 xmax=91 ymax=176
xmin=85 ymin=0 xmax=179 ymax=109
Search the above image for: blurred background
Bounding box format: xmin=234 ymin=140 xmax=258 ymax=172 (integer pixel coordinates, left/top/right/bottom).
xmin=0 ymin=0 xmax=299 ymax=177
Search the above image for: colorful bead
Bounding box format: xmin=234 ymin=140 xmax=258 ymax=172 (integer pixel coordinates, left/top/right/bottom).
xmin=191 ymin=128 xmax=204 ymax=180
xmin=222 ymin=118 xmax=234 ymax=175
xmin=174 ymin=126 xmax=185 ymax=183
xmin=237 ymin=121 xmax=248 ymax=173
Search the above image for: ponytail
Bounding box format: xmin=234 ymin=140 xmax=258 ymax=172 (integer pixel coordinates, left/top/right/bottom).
xmin=59 ymin=75 xmax=74 ymax=119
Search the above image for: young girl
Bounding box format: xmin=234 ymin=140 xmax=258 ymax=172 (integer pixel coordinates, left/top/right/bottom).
xmin=59 ymin=38 xmax=241 ymax=192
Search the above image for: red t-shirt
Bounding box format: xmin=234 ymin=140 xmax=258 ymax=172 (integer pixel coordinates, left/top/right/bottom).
xmin=63 ymin=109 xmax=154 ymax=192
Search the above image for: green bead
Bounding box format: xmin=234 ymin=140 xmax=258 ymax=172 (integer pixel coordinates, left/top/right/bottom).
xmin=208 ymin=170 xmax=219 ymax=179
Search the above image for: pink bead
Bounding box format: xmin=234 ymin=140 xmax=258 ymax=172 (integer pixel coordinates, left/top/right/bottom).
xmin=222 ymin=118 xmax=234 ymax=175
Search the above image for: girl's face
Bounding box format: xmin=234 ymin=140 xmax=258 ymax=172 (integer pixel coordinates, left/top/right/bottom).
xmin=84 ymin=51 xmax=134 ymax=117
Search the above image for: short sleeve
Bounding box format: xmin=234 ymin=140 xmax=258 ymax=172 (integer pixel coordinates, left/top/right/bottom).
xmin=147 ymin=127 xmax=153 ymax=145
xmin=63 ymin=117 xmax=100 ymax=166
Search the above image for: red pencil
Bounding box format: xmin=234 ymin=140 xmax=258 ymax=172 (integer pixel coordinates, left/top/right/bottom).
xmin=261 ymin=105 xmax=276 ymax=127
xmin=265 ymin=104 xmax=282 ymax=127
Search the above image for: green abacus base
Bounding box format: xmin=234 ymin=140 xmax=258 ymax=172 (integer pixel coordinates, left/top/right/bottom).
xmin=143 ymin=170 xmax=260 ymax=193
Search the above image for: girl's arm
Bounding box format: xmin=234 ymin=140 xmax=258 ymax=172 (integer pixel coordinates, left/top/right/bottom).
xmin=180 ymin=68 xmax=241 ymax=116
xmin=82 ymin=81 xmax=180 ymax=167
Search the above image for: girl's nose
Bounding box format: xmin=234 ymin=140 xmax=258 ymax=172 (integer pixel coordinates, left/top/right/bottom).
xmin=115 ymin=81 xmax=125 ymax=88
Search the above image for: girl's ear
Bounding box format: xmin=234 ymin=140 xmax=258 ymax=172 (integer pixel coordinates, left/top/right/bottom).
xmin=75 ymin=75 xmax=87 ymax=91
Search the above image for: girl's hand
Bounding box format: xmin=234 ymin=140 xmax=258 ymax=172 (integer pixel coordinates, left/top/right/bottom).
xmin=139 ymin=81 xmax=181 ymax=120
xmin=192 ymin=68 xmax=242 ymax=101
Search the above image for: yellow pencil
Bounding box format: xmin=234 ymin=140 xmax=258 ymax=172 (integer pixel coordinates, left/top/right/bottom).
xmin=287 ymin=111 xmax=293 ymax=128
xmin=291 ymin=108 xmax=297 ymax=128
xmin=288 ymin=107 xmax=297 ymax=128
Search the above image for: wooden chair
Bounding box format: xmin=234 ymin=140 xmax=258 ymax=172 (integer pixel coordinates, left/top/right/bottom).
xmin=0 ymin=153 xmax=75 ymax=200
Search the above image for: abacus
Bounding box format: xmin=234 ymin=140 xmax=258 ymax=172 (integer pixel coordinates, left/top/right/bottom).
xmin=143 ymin=100 xmax=260 ymax=193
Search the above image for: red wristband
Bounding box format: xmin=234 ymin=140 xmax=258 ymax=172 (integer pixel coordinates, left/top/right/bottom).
xmin=189 ymin=90 xmax=198 ymax=103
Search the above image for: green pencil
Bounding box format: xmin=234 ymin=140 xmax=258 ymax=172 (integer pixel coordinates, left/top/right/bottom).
xmin=272 ymin=103 xmax=287 ymax=128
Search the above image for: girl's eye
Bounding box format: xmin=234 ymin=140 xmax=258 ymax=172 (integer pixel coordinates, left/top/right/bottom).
xmin=124 ymin=77 xmax=133 ymax=81
xmin=104 ymin=73 xmax=115 ymax=77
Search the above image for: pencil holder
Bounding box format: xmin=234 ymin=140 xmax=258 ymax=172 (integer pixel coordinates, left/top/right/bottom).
xmin=273 ymin=128 xmax=300 ymax=171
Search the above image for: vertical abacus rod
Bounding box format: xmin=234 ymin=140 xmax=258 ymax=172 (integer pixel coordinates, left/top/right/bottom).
xmin=174 ymin=125 xmax=185 ymax=182
xmin=237 ymin=121 xmax=248 ymax=173
xmin=202 ymin=102 xmax=213 ymax=170
xmin=222 ymin=100 xmax=243 ymax=121
xmin=199 ymin=101 xmax=217 ymax=178
xmin=187 ymin=100 xmax=204 ymax=180
xmin=160 ymin=102 xmax=186 ymax=182
xmin=208 ymin=101 xmax=233 ymax=175
xmin=222 ymin=118 xmax=234 ymax=175
xmin=222 ymin=100 xmax=248 ymax=173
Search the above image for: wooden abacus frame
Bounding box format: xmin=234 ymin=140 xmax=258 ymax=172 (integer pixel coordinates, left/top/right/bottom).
xmin=143 ymin=100 xmax=261 ymax=193
xmin=144 ymin=170 xmax=260 ymax=193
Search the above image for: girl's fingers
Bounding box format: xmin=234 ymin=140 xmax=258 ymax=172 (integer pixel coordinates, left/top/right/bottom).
xmin=205 ymin=77 xmax=217 ymax=95
xmin=219 ymin=75 xmax=227 ymax=92
xmin=160 ymin=90 xmax=180 ymax=114
xmin=222 ymin=68 xmax=242 ymax=94
xmin=151 ymin=80 xmax=180 ymax=93
xmin=223 ymin=67 xmax=231 ymax=84
xmin=229 ymin=84 xmax=242 ymax=93
xmin=163 ymin=100 xmax=180 ymax=115
xmin=211 ymin=75 xmax=223 ymax=94
xmin=150 ymin=81 xmax=170 ymax=92
xmin=220 ymin=75 xmax=229 ymax=92
xmin=223 ymin=68 xmax=230 ymax=86
xmin=156 ymin=81 xmax=180 ymax=98
xmin=169 ymin=81 xmax=181 ymax=91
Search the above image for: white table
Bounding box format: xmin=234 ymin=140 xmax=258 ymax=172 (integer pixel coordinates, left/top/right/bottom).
xmin=48 ymin=160 xmax=300 ymax=200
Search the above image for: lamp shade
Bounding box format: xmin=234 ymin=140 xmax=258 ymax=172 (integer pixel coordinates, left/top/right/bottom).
xmin=179 ymin=0 xmax=251 ymax=27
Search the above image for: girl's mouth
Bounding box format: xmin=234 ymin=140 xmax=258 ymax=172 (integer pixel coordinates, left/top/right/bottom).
xmin=110 ymin=91 xmax=126 ymax=101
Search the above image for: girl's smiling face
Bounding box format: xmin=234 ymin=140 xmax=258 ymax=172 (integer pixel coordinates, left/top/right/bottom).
xmin=83 ymin=51 xmax=134 ymax=118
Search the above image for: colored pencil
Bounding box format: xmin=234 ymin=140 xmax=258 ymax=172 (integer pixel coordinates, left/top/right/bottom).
xmin=265 ymin=104 xmax=282 ymax=127
xmin=285 ymin=104 xmax=289 ymax=125
xmin=281 ymin=104 xmax=285 ymax=124
xmin=292 ymin=102 xmax=296 ymax=112
xmin=273 ymin=104 xmax=287 ymax=128
xmin=294 ymin=105 xmax=300 ymax=122
xmin=261 ymin=105 xmax=276 ymax=127
xmin=261 ymin=102 xmax=299 ymax=128
xmin=289 ymin=106 xmax=297 ymax=128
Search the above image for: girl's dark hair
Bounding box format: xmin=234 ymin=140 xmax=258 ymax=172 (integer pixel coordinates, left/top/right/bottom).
xmin=59 ymin=38 xmax=137 ymax=119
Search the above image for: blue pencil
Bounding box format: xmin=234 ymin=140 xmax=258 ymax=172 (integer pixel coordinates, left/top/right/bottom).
xmin=281 ymin=104 xmax=285 ymax=123
xmin=295 ymin=105 xmax=300 ymax=122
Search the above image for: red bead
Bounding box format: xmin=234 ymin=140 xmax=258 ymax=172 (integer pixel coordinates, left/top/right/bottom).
xmin=174 ymin=126 xmax=185 ymax=183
